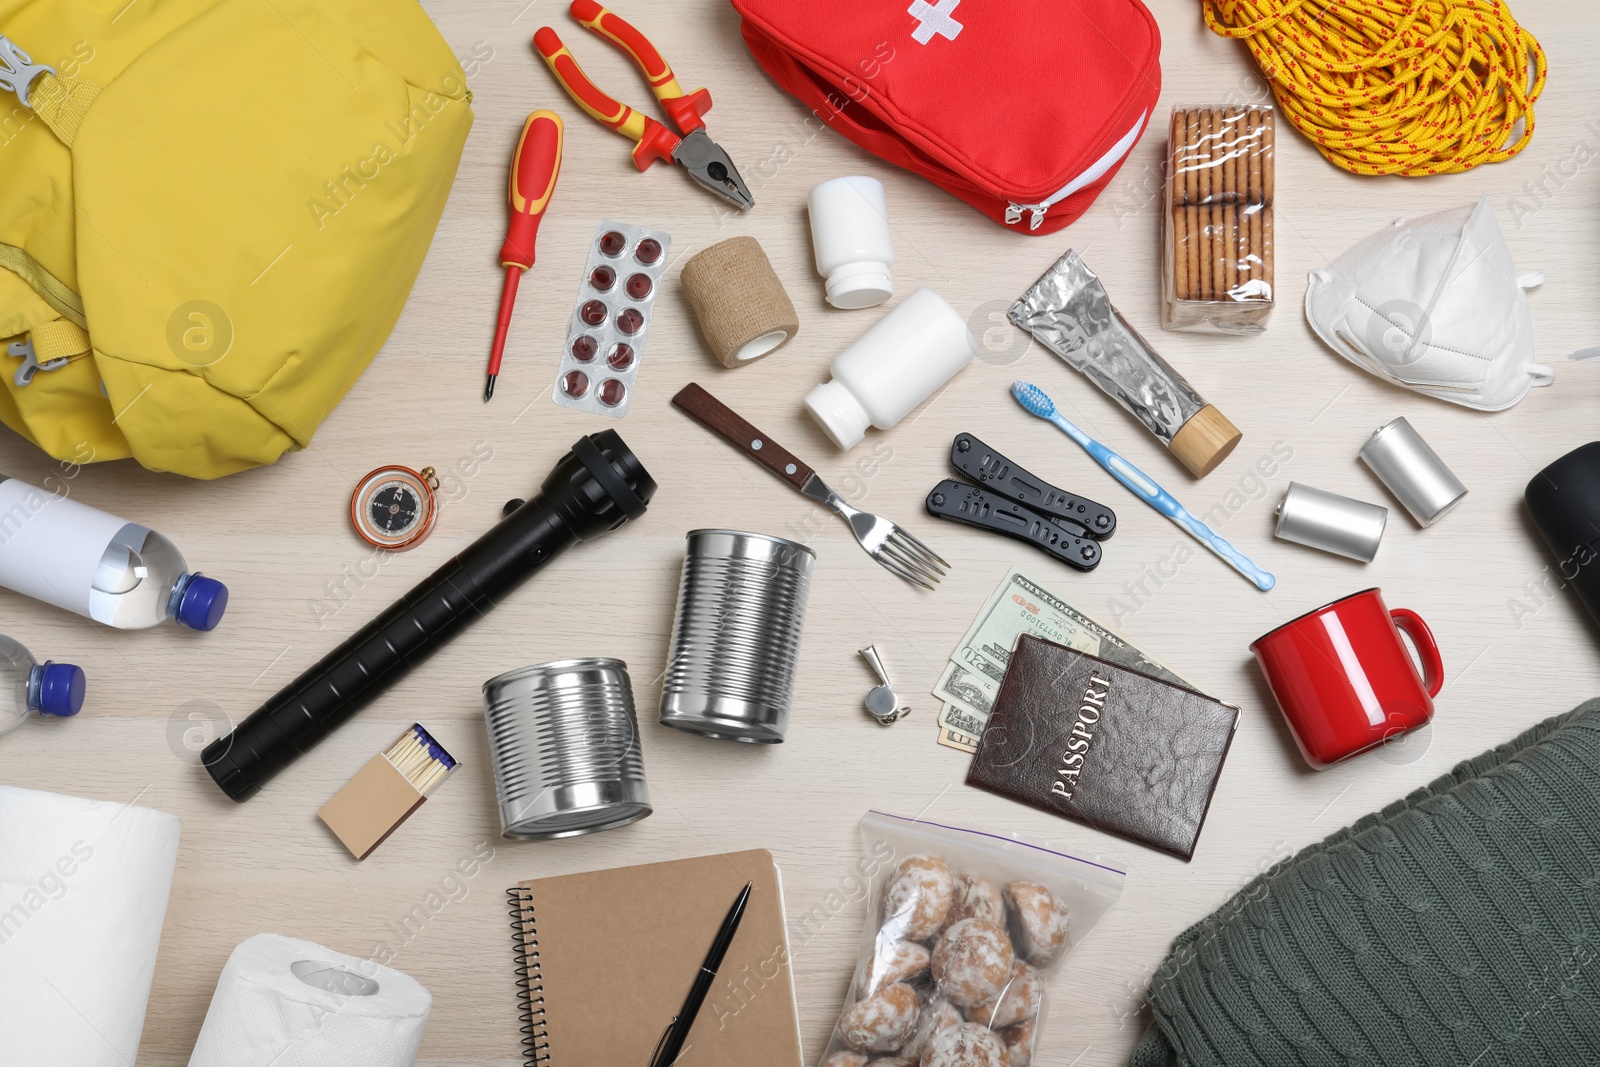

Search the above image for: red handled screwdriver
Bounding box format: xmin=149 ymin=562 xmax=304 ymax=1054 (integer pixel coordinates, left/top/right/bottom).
xmin=486 ymin=110 xmax=564 ymax=401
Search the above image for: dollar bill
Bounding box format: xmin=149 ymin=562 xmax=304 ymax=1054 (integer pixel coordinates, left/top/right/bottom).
xmin=935 ymin=701 xmax=988 ymax=739
xmin=935 ymin=716 xmax=979 ymax=753
xmin=933 ymin=566 xmax=1197 ymax=735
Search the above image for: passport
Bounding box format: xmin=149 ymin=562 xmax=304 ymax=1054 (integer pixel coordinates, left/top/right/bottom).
xmin=965 ymin=634 xmax=1238 ymax=861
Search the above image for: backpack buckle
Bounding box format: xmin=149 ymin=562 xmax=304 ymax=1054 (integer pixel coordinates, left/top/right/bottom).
xmin=7 ymin=337 xmax=69 ymax=387
xmin=0 ymin=35 xmax=54 ymax=110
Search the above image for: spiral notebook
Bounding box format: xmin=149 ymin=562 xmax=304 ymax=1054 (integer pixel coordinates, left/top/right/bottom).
xmin=508 ymin=849 xmax=804 ymax=1067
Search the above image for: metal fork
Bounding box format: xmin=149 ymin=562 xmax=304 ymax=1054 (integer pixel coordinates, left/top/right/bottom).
xmin=671 ymin=383 xmax=949 ymax=589
xmin=799 ymin=471 xmax=948 ymax=588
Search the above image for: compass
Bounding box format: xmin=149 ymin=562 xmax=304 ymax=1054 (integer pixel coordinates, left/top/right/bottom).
xmin=350 ymin=465 xmax=440 ymax=550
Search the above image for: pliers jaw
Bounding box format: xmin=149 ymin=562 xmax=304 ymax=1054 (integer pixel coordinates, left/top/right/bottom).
xmin=673 ymin=128 xmax=755 ymax=210
xmin=537 ymin=2 xmax=755 ymax=211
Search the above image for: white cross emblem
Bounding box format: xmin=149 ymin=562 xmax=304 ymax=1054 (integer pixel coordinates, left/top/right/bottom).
xmin=908 ymin=0 xmax=963 ymax=44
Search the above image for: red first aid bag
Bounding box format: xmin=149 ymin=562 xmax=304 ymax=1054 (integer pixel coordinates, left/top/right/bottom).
xmin=732 ymin=0 xmax=1161 ymax=234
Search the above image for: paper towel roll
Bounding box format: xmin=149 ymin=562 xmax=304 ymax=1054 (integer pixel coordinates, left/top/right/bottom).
xmin=0 ymin=785 xmax=181 ymax=1067
xmin=188 ymin=933 xmax=431 ymax=1067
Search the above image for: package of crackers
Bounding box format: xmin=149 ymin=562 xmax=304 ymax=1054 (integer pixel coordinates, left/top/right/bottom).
xmin=1162 ymin=105 xmax=1274 ymax=333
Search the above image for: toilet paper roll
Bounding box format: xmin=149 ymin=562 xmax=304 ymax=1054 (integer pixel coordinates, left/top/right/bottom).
xmin=0 ymin=785 xmax=181 ymax=1067
xmin=681 ymin=236 xmax=800 ymax=367
xmin=188 ymin=933 xmax=431 ymax=1067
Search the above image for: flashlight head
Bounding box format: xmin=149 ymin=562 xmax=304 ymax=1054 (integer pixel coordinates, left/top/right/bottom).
xmin=542 ymin=430 xmax=657 ymax=539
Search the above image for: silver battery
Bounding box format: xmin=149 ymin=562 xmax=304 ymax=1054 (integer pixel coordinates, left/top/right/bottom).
xmin=1274 ymin=482 xmax=1387 ymax=562
xmin=482 ymin=657 xmax=650 ymax=840
xmin=659 ymin=529 xmax=815 ymax=743
xmin=1359 ymin=417 xmax=1467 ymax=527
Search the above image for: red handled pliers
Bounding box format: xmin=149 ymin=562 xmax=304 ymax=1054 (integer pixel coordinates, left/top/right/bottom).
xmin=534 ymin=0 xmax=754 ymax=210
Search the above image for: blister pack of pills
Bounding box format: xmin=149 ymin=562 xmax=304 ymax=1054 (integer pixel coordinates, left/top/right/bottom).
xmin=552 ymin=220 xmax=670 ymax=417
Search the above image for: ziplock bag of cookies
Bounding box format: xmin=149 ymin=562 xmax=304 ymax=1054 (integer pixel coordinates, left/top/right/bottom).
xmin=818 ymin=810 xmax=1124 ymax=1067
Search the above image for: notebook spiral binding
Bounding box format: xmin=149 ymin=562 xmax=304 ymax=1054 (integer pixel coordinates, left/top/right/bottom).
xmin=508 ymin=886 xmax=551 ymax=1065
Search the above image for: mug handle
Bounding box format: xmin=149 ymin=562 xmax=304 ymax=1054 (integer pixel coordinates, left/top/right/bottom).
xmin=1390 ymin=608 xmax=1444 ymax=698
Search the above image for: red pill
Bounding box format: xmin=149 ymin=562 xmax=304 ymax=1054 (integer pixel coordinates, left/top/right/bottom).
xmin=599 ymin=230 xmax=626 ymax=256
xmin=626 ymin=273 xmax=653 ymax=300
xmin=571 ymin=335 xmax=597 ymax=362
xmin=635 ymin=238 xmax=661 ymax=264
xmin=598 ymin=378 xmax=628 ymax=407
xmin=590 ymin=265 xmax=616 ymax=291
xmin=607 ymin=343 xmax=635 ymax=370
xmin=615 ymin=308 xmax=644 ymax=335
xmin=580 ymin=299 xmax=607 ymax=326
xmin=562 ymin=370 xmax=589 ymax=398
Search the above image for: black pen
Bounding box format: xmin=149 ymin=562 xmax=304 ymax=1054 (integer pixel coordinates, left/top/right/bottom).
xmin=648 ymin=882 xmax=753 ymax=1067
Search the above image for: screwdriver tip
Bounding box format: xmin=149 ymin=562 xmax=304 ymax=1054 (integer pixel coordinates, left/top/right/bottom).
xmin=484 ymin=375 xmax=496 ymax=402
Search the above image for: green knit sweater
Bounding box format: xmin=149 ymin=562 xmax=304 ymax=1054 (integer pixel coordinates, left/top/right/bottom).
xmin=1131 ymin=701 xmax=1600 ymax=1067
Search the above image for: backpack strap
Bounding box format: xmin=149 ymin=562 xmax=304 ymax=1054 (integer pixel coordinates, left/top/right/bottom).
xmin=30 ymin=318 xmax=91 ymax=361
xmin=0 ymin=243 xmax=93 ymax=379
xmin=0 ymin=243 xmax=87 ymax=329
xmin=27 ymin=71 xmax=102 ymax=147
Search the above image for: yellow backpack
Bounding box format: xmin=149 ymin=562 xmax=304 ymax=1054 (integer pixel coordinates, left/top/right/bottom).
xmin=0 ymin=0 xmax=471 ymax=478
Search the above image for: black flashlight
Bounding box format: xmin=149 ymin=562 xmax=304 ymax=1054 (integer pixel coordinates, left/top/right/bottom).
xmin=203 ymin=431 xmax=656 ymax=801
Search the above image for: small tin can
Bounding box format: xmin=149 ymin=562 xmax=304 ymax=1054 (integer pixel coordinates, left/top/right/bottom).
xmin=1359 ymin=417 xmax=1467 ymax=527
xmin=659 ymin=530 xmax=815 ymax=743
xmin=482 ymin=657 xmax=650 ymax=840
xmin=1274 ymin=482 xmax=1388 ymax=562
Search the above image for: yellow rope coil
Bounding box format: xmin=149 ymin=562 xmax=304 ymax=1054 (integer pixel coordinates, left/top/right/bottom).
xmin=1202 ymin=0 xmax=1547 ymax=176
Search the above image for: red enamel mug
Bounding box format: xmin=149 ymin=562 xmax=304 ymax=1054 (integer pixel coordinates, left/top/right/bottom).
xmin=1249 ymin=588 xmax=1444 ymax=768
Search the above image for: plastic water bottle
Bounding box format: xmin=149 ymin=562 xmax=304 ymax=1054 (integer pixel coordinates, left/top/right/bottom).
xmin=0 ymin=476 xmax=227 ymax=630
xmin=0 ymin=634 xmax=85 ymax=735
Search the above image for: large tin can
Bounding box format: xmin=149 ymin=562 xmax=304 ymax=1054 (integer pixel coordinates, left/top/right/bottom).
xmin=658 ymin=530 xmax=815 ymax=743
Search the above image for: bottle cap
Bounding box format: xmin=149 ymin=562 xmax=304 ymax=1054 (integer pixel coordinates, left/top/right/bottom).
xmin=177 ymin=574 xmax=229 ymax=631
xmin=825 ymin=262 xmax=893 ymax=310
xmin=1169 ymin=405 xmax=1242 ymax=477
xmin=37 ymin=662 xmax=85 ymax=717
xmin=804 ymin=380 xmax=873 ymax=450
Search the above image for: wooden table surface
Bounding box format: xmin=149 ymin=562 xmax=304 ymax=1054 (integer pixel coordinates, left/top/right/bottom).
xmin=5 ymin=1 xmax=1600 ymax=1064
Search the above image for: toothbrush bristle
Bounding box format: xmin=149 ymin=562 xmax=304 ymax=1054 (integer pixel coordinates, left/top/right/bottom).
xmin=1011 ymin=381 xmax=1054 ymax=417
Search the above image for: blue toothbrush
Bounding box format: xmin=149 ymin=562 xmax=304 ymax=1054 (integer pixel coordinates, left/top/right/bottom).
xmin=1012 ymin=382 xmax=1274 ymax=591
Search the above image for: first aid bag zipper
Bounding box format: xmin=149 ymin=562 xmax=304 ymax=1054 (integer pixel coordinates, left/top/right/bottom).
xmin=1006 ymin=111 xmax=1149 ymax=230
xmin=0 ymin=34 xmax=52 ymax=109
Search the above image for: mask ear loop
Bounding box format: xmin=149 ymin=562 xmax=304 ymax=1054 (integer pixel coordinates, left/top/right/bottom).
xmin=1507 ymin=273 xmax=1557 ymax=382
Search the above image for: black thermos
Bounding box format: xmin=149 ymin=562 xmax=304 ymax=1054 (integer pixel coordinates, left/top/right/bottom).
xmin=204 ymin=431 xmax=656 ymax=800
xmin=1526 ymin=441 xmax=1600 ymax=629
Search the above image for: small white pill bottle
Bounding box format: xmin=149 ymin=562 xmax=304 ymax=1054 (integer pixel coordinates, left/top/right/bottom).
xmin=804 ymin=288 xmax=978 ymax=450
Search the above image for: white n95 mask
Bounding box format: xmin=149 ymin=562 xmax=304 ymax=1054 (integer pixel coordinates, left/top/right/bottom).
xmin=1305 ymin=194 xmax=1553 ymax=411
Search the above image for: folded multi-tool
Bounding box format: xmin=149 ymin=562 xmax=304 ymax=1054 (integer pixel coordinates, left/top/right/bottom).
xmin=924 ymin=432 xmax=1116 ymax=571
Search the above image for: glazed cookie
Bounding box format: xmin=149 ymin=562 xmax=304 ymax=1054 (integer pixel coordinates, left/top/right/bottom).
xmin=883 ymin=855 xmax=955 ymax=941
xmin=931 ymin=918 xmax=1014 ymax=1008
xmin=822 ymin=1052 xmax=870 ymax=1067
xmin=841 ymin=981 xmax=921 ymax=1052
xmin=859 ymin=938 xmax=931 ymax=995
xmin=920 ymin=1021 xmax=1008 ymax=1067
xmin=1004 ymin=880 xmax=1070 ymax=965
xmin=945 ymin=872 xmax=1004 ymax=928
xmin=999 ymin=1017 xmax=1036 ymax=1067
xmin=970 ymin=962 xmax=1043 ymax=1029
xmin=900 ymin=995 xmax=964 ymax=1062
